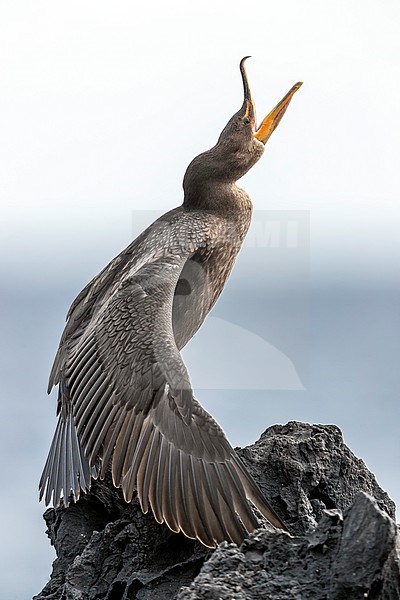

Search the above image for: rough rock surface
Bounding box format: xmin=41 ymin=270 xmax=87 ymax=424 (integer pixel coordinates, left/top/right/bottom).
xmin=179 ymin=493 xmax=400 ymax=600
xmin=34 ymin=422 xmax=399 ymax=600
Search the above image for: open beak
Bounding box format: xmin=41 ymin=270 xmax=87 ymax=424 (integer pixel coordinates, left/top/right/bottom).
xmin=254 ymin=82 xmax=302 ymax=144
xmin=240 ymin=57 xmax=302 ymax=145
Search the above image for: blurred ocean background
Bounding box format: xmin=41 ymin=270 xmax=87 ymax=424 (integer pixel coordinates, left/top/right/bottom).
xmin=1 ymin=1 xmax=399 ymax=597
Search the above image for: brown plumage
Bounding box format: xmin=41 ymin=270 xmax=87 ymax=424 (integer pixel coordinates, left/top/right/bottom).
xmin=39 ymin=58 xmax=302 ymax=547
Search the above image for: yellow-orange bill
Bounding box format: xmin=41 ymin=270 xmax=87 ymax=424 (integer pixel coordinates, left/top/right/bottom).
xmin=254 ymin=82 xmax=302 ymax=144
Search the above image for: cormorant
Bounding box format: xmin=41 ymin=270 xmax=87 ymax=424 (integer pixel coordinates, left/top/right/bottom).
xmin=39 ymin=58 xmax=302 ymax=547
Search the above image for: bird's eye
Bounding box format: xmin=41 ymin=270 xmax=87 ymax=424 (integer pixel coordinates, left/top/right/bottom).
xmin=243 ymin=117 xmax=251 ymax=124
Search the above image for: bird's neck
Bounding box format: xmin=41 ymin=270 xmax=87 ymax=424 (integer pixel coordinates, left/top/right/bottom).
xmin=183 ymin=180 xmax=252 ymax=219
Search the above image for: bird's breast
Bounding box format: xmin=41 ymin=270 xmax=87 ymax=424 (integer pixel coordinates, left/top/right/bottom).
xmin=172 ymin=208 xmax=251 ymax=350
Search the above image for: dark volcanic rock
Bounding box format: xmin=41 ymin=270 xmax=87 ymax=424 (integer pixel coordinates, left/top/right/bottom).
xmin=34 ymin=478 xmax=209 ymax=599
xmin=34 ymin=422 xmax=399 ymax=600
xmin=179 ymin=493 xmax=400 ymax=600
xmin=237 ymin=422 xmax=396 ymax=536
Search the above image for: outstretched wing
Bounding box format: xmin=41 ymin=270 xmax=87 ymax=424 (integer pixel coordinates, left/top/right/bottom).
xmin=40 ymin=250 xmax=285 ymax=546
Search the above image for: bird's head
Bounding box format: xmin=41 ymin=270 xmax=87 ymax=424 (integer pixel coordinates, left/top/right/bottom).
xmin=183 ymin=58 xmax=302 ymax=207
xmin=218 ymin=57 xmax=302 ymax=169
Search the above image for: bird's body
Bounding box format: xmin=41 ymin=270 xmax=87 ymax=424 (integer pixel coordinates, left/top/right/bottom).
xmin=40 ymin=59 xmax=301 ymax=547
